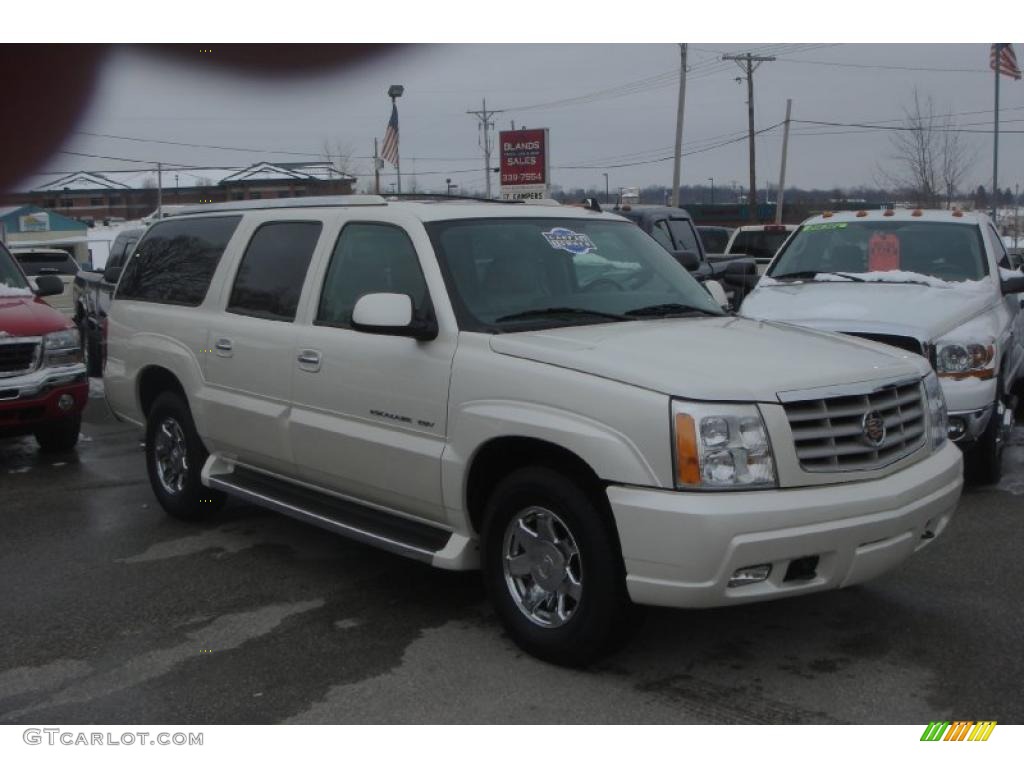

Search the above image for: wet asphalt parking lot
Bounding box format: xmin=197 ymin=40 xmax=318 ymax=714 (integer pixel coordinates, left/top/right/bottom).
xmin=1 ymin=383 xmax=1022 ymax=725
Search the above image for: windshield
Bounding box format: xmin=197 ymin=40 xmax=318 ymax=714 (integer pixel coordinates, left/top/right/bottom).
xmin=768 ymin=221 xmax=988 ymax=283
xmin=729 ymin=229 xmax=791 ymax=259
xmin=0 ymin=244 xmax=30 ymax=292
xmin=426 ymin=217 xmax=723 ymax=332
xmin=15 ymin=252 xmax=78 ymax=276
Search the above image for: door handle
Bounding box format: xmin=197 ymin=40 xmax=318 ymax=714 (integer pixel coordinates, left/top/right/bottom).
xmin=297 ymin=350 xmax=322 ymax=372
xmin=215 ymin=338 xmax=233 ymax=357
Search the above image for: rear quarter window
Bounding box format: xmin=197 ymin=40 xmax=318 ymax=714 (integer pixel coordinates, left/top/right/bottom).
xmin=117 ymin=216 xmax=241 ymax=305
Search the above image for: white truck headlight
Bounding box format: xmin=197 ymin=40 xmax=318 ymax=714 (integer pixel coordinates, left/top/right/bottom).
xmin=935 ymin=340 xmax=995 ymax=380
xmin=42 ymin=329 xmax=82 ymax=368
xmin=672 ymin=401 xmax=777 ymax=489
xmin=923 ymin=371 xmax=948 ymax=449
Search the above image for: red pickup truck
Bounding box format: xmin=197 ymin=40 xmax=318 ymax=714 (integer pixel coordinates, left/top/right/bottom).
xmin=1 ymin=240 xmax=87 ymax=451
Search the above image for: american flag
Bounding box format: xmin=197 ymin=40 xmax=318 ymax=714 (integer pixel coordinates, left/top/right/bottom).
xmin=990 ymin=44 xmax=1022 ymax=80
xmin=381 ymin=104 xmax=399 ymax=167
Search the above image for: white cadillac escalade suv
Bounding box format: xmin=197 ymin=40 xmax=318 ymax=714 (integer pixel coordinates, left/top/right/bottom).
xmin=104 ymin=196 xmax=963 ymax=665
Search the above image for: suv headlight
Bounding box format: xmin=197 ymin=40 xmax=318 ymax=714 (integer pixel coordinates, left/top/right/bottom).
xmin=923 ymin=371 xmax=948 ymax=449
xmin=672 ymin=401 xmax=776 ymax=489
xmin=935 ymin=340 xmax=995 ymax=379
xmin=42 ymin=329 xmax=82 ymax=368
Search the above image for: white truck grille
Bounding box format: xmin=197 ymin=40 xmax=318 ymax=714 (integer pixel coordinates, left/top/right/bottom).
xmin=783 ymin=380 xmax=926 ymax=472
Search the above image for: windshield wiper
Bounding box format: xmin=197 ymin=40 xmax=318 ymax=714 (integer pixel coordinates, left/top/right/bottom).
xmin=772 ymin=270 xmax=866 ymax=283
xmin=624 ymin=302 xmax=722 ymax=318
xmin=494 ymin=307 xmax=632 ymax=323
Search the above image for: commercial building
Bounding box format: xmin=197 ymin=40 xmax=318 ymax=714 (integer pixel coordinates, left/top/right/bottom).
xmin=3 ymin=162 xmax=357 ymax=224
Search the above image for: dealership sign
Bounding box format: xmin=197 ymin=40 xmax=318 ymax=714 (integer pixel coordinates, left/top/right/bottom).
xmin=499 ymin=128 xmax=549 ymax=200
xmin=19 ymin=212 xmax=50 ymax=232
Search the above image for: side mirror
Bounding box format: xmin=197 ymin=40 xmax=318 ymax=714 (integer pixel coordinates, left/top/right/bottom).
xmin=671 ymin=249 xmax=700 ymax=271
xmin=34 ymin=275 xmax=65 ymax=297
xmin=352 ymin=293 xmax=437 ymax=341
xmin=1001 ymin=273 xmax=1024 ymax=295
xmin=103 ymin=265 xmax=123 ymax=284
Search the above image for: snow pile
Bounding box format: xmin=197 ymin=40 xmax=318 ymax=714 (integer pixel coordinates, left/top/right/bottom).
xmin=0 ymin=286 xmax=33 ymax=298
xmin=760 ymin=271 xmax=989 ymax=290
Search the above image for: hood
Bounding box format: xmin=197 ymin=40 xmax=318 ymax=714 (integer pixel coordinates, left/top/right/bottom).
xmin=489 ymin=316 xmax=928 ymax=402
xmin=740 ymin=279 xmax=996 ymax=342
xmin=0 ymin=294 xmax=74 ymax=337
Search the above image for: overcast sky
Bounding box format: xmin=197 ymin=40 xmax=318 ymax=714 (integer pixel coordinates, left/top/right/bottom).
xmin=30 ymin=43 xmax=1024 ymax=197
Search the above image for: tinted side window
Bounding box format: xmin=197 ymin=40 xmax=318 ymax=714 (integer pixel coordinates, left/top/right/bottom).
xmin=988 ymin=225 xmax=1010 ymax=269
xmin=316 ymin=223 xmax=429 ymax=328
xmin=667 ymin=219 xmax=700 ymax=253
xmin=227 ymin=221 xmax=322 ymax=321
xmin=118 ymin=216 xmax=241 ymax=305
xmin=650 ymin=220 xmax=674 ymax=251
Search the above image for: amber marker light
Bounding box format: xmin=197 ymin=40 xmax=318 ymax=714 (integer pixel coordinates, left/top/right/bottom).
xmin=675 ymin=412 xmax=701 ymax=486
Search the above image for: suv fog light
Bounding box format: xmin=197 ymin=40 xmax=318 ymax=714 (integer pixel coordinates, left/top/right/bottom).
xmin=947 ymin=417 xmax=966 ymax=441
xmin=57 ymin=394 xmax=75 ymax=412
xmin=728 ymin=564 xmax=771 ymax=588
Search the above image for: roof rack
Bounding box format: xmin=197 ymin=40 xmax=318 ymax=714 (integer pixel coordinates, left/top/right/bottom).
xmin=379 ymin=193 xmax=524 ymax=204
xmin=170 ymin=195 xmax=388 ymax=216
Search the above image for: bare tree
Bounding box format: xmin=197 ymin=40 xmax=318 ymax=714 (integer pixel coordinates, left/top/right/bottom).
xmin=320 ymin=139 xmax=354 ymax=178
xmin=878 ymin=90 xmax=975 ymax=208
xmin=939 ymin=120 xmax=974 ymax=209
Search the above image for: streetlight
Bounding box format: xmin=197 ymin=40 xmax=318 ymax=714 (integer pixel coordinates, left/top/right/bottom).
xmin=387 ymin=84 xmax=404 ymax=194
xmin=707 ymin=177 xmax=714 ymax=204
xmin=602 ymin=173 xmax=609 ymax=204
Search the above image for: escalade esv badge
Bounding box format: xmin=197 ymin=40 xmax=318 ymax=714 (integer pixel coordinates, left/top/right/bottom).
xmin=862 ymin=410 xmax=886 ymax=447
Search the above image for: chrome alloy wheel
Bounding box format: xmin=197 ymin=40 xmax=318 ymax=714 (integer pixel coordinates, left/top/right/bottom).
xmin=502 ymin=506 xmax=583 ymax=628
xmin=153 ymin=417 xmax=188 ymax=495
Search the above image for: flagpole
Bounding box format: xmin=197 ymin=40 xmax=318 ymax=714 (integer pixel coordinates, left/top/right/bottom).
xmin=993 ymin=43 xmax=1001 ymax=220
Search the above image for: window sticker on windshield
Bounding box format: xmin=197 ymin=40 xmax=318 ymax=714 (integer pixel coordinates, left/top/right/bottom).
xmin=803 ymin=222 xmax=848 ymax=232
xmin=868 ymin=232 xmax=900 ymax=271
xmin=541 ymin=227 xmax=597 ymax=255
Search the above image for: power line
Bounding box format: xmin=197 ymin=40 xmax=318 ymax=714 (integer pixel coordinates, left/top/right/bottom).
xmin=773 ymin=57 xmax=991 ymax=74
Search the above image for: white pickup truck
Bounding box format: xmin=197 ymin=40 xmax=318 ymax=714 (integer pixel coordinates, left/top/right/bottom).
xmin=741 ymin=209 xmax=1024 ymax=484
xmin=103 ymin=196 xmax=962 ymax=665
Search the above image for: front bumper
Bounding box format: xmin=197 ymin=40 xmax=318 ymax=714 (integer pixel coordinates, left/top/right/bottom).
xmin=0 ymin=364 xmax=88 ymax=437
xmin=607 ymin=441 xmax=963 ymax=609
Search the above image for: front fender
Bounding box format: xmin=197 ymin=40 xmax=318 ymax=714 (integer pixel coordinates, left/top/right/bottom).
xmin=441 ymin=399 xmax=663 ymax=529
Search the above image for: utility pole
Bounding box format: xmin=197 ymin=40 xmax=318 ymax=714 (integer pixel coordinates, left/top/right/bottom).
xmin=993 ymin=44 xmax=1003 ymax=220
xmin=671 ymin=43 xmax=688 ymax=208
xmin=602 ymin=173 xmax=609 ymax=204
xmin=723 ymin=51 xmax=776 ymax=222
xmin=467 ymin=98 xmax=503 ymax=198
xmin=156 ymin=162 xmax=163 ymax=219
xmin=775 ymin=98 xmax=792 ymax=224
xmin=373 ymin=138 xmax=381 ymax=195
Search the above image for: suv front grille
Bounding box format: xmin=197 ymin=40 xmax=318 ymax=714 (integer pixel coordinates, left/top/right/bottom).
xmin=784 ymin=381 xmax=926 ymax=472
xmin=0 ymin=341 xmax=41 ymax=378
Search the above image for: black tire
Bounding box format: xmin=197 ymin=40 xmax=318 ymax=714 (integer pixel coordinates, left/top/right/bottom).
xmin=145 ymin=391 xmax=225 ymax=520
xmin=481 ymin=466 xmax=634 ymax=667
xmin=35 ymin=414 xmax=81 ymax=452
xmin=964 ymin=399 xmax=1007 ymax=486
